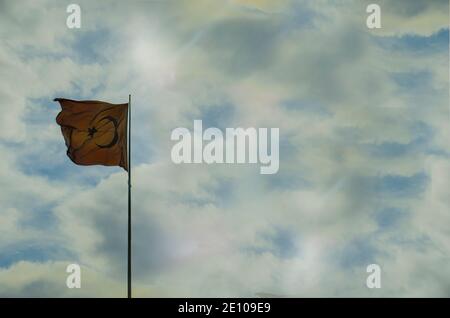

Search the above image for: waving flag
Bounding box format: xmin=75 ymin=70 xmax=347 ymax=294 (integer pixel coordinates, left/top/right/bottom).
xmin=54 ymin=96 xmax=133 ymax=298
xmin=54 ymin=98 xmax=128 ymax=171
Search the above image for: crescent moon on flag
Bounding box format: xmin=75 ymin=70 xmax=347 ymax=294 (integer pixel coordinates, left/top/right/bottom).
xmin=95 ymin=116 xmax=119 ymax=148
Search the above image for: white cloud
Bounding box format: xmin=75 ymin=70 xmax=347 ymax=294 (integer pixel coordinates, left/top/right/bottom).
xmin=0 ymin=0 xmax=448 ymax=297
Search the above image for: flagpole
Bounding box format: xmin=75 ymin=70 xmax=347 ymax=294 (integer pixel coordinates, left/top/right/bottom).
xmin=127 ymin=94 xmax=132 ymax=298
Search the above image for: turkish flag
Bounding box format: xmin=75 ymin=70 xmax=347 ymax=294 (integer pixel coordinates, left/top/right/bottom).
xmin=54 ymin=98 xmax=128 ymax=171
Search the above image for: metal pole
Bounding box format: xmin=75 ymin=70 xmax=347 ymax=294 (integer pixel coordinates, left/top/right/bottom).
xmin=127 ymin=94 xmax=132 ymax=298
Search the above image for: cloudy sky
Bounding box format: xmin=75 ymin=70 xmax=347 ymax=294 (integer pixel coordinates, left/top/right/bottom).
xmin=0 ymin=0 xmax=449 ymax=297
